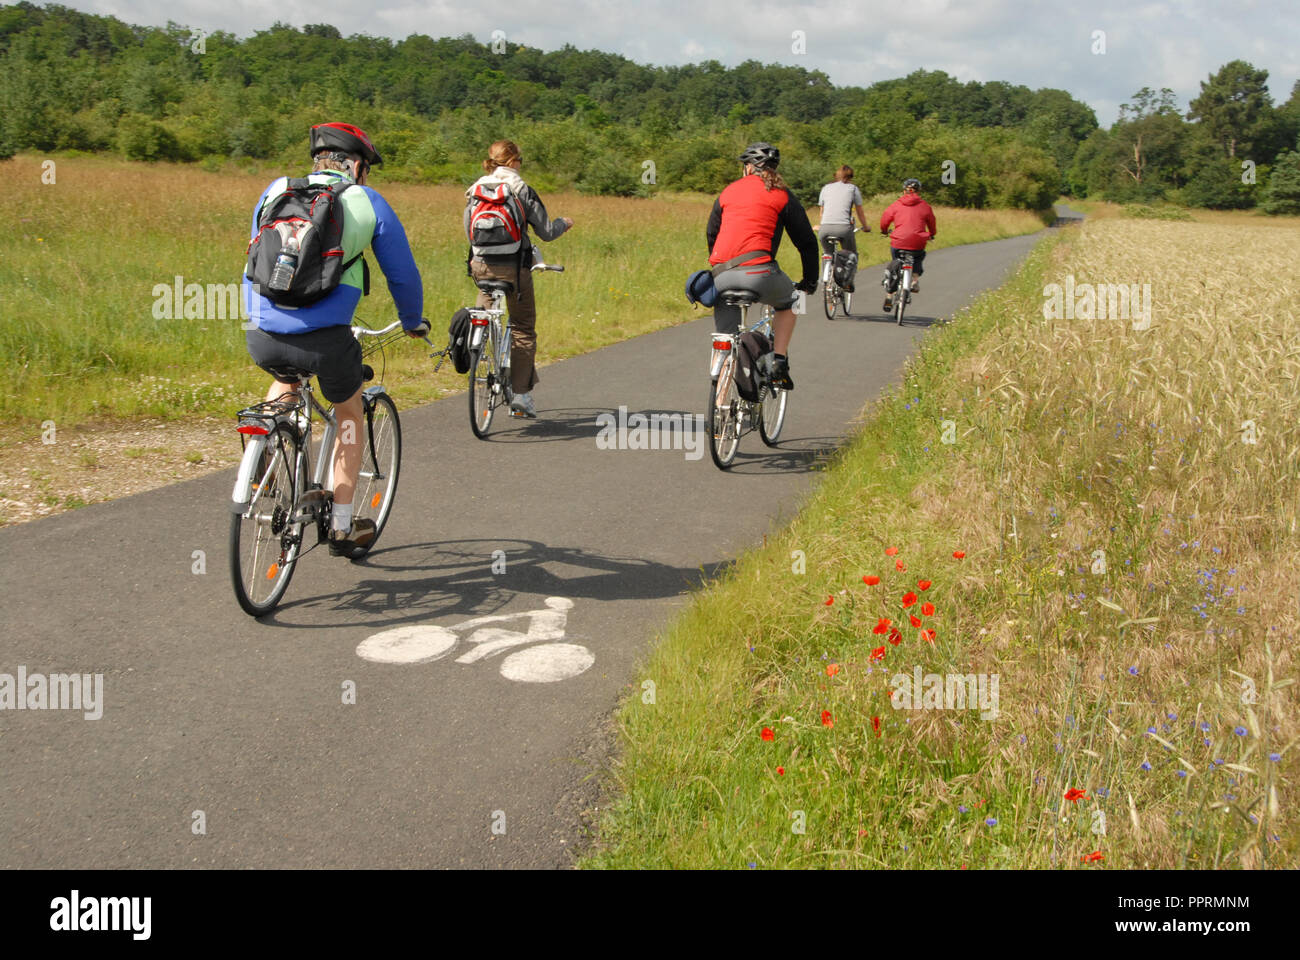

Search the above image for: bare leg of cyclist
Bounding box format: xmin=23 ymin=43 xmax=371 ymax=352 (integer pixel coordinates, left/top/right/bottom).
xmin=330 ymin=387 xmax=364 ymax=511
xmin=771 ymin=309 xmax=796 ymax=355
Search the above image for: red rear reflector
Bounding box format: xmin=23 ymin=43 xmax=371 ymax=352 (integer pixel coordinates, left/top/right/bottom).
xmin=238 ymin=425 xmax=270 ymax=435
xmin=712 ymin=340 xmax=732 ymax=350
xmin=470 ymin=317 xmax=489 ymax=326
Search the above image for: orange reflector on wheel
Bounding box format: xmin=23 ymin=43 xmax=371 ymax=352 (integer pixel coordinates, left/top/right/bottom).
xmin=712 ymin=340 xmax=731 ymax=350
xmin=266 ymin=562 xmax=279 ymax=580
xmin=370 ymin=492 xmax=382 ymax=509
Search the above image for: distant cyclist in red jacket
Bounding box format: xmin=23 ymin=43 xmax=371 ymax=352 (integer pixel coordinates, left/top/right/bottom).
xmin=879 ymin=177 xmax=937 ymax=311
xmin=706 ymin=142 xmax=819 ymax=391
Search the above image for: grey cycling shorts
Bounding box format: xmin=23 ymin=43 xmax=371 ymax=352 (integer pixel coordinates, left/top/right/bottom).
xmin=711 ymin=261 xmax=797 ymax=334
xmin=818 ymin=223 xmax=857 ymax=256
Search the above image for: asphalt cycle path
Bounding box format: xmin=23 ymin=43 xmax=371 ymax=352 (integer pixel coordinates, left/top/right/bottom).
xmin=0 ymin=220 xmax=1059 ymax=869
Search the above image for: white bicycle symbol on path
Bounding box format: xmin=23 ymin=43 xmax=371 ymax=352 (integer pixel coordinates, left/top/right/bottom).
xmin=355 ymin=597 xmax=594 ymax=683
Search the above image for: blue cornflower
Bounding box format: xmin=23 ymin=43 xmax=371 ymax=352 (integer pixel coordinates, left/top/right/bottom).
xmin=1167 ymin=712 xmax=1177 ymax=721
xmin=1200 ymin=722 xmax=1210 ymax=731
xmin=1140 ymin=761 xmax=1152 ymax=771
xmin=1214 ymin=758 xmax=1224 ymax=766
xmin=1128 ymin=666 xmax=1139 ymax=676
xmin=1234 ymin=726 xmax=1247 ymax=737
xmin=1147 ymin=726 xmax=1157 ymax=734
xmin=958 ymin=805 xmax=968 ymax=813
xmin=985 ymin=818 xmax=997 ymax=827
xmin=1270 ymin=753 xmax=1281 ymax=762
xmin=1176 ymin=770 xmax=1187 ymax=778
xmin=1095 ymin=787 xmax=1109 ymax=798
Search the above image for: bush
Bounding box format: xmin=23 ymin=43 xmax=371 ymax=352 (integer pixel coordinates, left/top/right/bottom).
xmin=1262 ymin=150 xmax=1300 ymax=215
xmin=117 ymin=113 xmax=186 ymax=162
xmin=1181 ymin=156 xmax=1256 ymax=209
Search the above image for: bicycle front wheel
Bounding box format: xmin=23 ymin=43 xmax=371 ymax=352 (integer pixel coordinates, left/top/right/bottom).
xmin=468 ymin=337 xmax=496 ymax=438
xmin=346 ymin=391 xmax=401 ymax=560
xmin=709 ymin=356 xmax=742 ymax=470
xmin=230 ymin=423 xmax=302 ymax=617
xmin=759 ymin=382 xmax=787 ymax=446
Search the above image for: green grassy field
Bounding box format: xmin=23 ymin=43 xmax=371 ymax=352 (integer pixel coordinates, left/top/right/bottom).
xmin=584 ymin=215 xmax=1300 ymax=869
xmin=2 ymin=154 xmax=1046 ymax=431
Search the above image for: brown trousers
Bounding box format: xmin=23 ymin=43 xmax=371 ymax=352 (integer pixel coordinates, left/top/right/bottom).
xmin=470 ymin=259 xmax=538 ymax=395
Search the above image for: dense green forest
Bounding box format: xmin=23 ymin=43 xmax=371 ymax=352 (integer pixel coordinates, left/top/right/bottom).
xmin=2 ymin=2 xmax=1298 ymax=212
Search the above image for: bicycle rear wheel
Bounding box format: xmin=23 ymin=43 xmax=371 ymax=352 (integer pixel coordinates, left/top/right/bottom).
xmin=468 ymin=329 xmax=496 ymax=438
xmin=346 ymin=391 xmax=401 ymax=560
xmin=896 ymin=275 xmax=908 ymax=325
xmin=759 ymin=382 xmax=787 ymax=446
xmin=709 ymin=355 xmax=742 ymax=470
xmin=230 ymin=423 xmax=302 ymax=617
xmin=823 ymin=279 xmax=838 ymax=319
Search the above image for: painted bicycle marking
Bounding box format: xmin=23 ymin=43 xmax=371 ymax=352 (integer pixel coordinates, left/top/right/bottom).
xmin=356 ymin=597 xmax=594 ymax=683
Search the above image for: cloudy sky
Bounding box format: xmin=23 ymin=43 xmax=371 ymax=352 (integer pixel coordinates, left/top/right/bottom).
xmin=72 ymin=0 xmax=1299 ymax=124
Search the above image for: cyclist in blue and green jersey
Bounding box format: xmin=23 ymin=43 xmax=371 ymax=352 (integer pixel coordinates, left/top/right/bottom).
xmin=242 ymin=122 xmax=427 ymax=555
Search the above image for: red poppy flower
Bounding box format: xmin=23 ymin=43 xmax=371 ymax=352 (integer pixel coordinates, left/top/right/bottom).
xmin=821 ymin=710 xmax=833 ymax=727
xmin=824 ymin=595 xmax=834 ymax=605
xmin=826 ymin=663 xmax=840 ymax=677
xmin=895 ymin=560 xmax=907 ymax=571
xmin=885 ymin=546 xmax=899 ymax=556
xmin=873 ymin=617 xmax=892 ymax=634
xmin=921 ymin=629 xmax=936 ymax=643
xmin=871 ymin=716 xmax=881 ymax=735
xmin=870 ymin=645 xmax=886 ymax=661
xmin=863 ymin=575 xmax=880 ymax=585
xmin=909 ymin=614 xmax=922 ymax=628
xmin=760 ymin=727 xmax=774 ymax=741
xmin=777 ymin=766 xmax=785 ymax=775
xmin=953 ymin=550 xmax=966 ymax=559
xmin=888 ymin=627 xmax=903 ymax=645
xmin=917 ymin=579 xmax=932 ymax=590
xmin=921 ymin=601 xmax=935 ymax=617
xmin=902 ymin=591 xmax=918 ymax=607
xmin=1082 ymin=851 xmax=1104 ymax=863
xmin=1064 ymin=788 xmax=1088 ymax=805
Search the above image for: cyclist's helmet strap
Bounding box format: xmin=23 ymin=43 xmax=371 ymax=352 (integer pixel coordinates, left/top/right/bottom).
xmin=739 ymin=142 xmax=780 ymax=170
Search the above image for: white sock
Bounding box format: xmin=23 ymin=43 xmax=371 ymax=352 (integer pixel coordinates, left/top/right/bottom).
xmin=332 ymin=502 xmax=353 ymax=532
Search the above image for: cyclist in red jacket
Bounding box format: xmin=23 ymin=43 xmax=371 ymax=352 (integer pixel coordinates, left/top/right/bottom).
xmin=879 ymin=178 xmax=937 ymax=311
xmin=706 ymin=143 xmax=819 ymax=390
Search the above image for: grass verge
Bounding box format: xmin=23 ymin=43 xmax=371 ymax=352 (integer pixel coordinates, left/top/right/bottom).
xmin=583 ymin=217 xmax=1299 ymax=869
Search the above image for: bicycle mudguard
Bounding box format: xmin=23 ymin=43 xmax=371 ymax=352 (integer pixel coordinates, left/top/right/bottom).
xmin=231 ymin=435 xmax=268 ymax=511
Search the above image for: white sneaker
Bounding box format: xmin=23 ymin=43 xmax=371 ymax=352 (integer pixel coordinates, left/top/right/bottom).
xmin=510 ymin=392 xmax=537 ymax=418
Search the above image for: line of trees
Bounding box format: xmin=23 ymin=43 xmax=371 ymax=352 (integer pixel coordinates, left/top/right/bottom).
xmin=1 ymin=3 xmax=1297 ymax=213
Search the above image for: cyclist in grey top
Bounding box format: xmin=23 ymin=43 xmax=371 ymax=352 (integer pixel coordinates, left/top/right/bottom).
xmin=816 ymin=165 xmax=870 ymax=255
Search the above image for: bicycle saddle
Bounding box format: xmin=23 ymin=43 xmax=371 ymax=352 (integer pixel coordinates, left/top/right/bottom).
xmin=476 ymin=280 xmax=514 ymax=294
xmin=719 ymin=289 xmax=760 ymax=306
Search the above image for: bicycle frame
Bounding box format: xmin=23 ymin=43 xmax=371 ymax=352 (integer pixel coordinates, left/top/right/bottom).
xmin=468 ymin=290 xmax=512 ymax=398
xmin=231 ymin=321 xmax=402 ymax=519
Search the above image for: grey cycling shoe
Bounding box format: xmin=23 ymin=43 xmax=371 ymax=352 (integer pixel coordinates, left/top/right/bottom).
xmin=510 ymin=392 xmax=537 ymax=418
xmin=329 ymin=518 xmax=376 ymax=557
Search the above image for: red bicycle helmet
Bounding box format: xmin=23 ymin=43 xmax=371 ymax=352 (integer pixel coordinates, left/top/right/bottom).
xmin=310 ymin=122 xmax=383 ymax=166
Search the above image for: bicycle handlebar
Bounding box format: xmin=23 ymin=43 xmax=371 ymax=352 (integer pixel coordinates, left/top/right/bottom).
xmin=531 ymin=262 xmax=564 ymax=273
xmin=352 ymin=320 xmax=405 ymax=336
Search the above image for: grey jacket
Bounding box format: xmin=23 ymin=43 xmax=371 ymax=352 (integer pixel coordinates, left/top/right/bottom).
xmin=465 ymin=166 xmax=569 ymax=265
